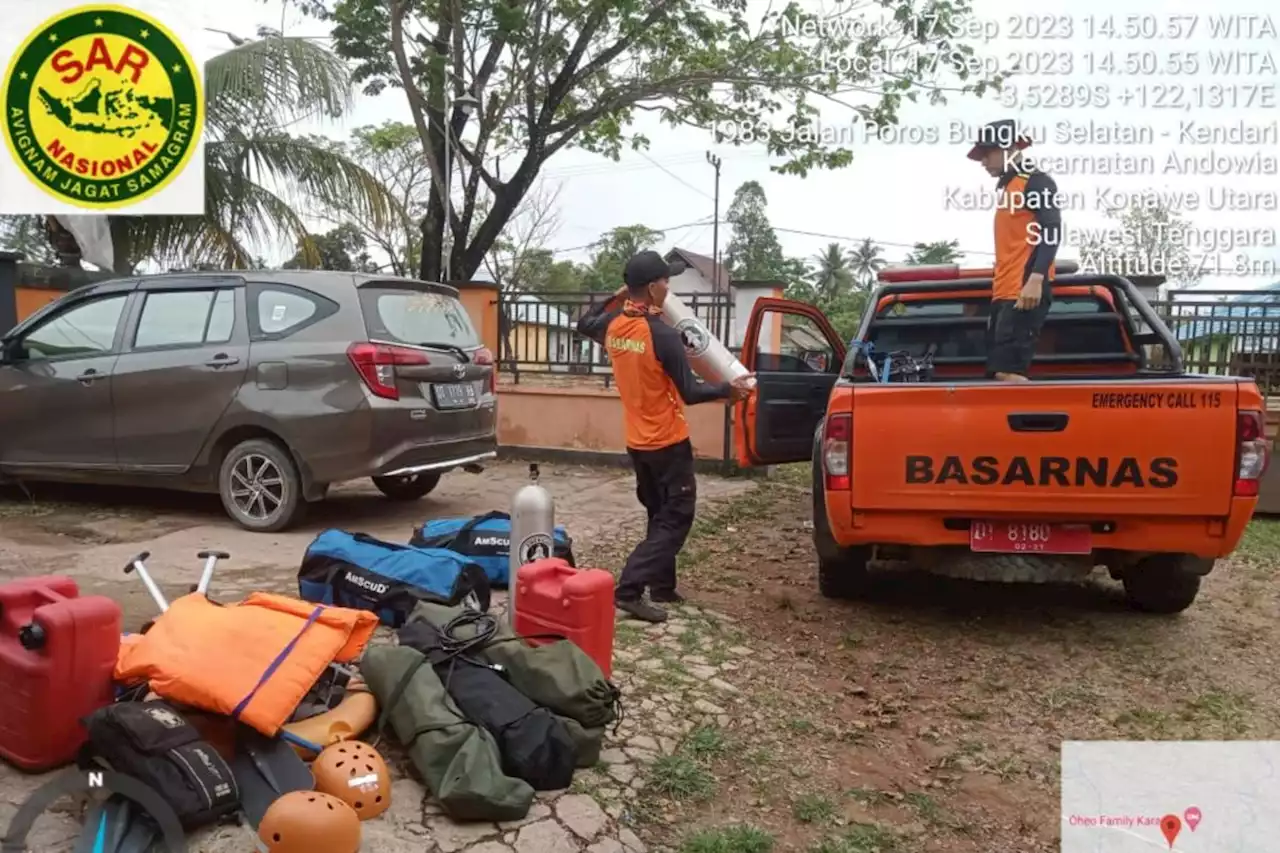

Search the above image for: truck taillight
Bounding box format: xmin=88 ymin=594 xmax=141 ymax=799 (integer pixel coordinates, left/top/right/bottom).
xmin=823 ymin=414 xmax=852 ymax=491
xmin=347 ymin=342 xmax=430 ymax=400
xmin=474 ymin=346 xmax=497 ymax=394
xmin=1234 ymin=410 xmax=1269 ymax=497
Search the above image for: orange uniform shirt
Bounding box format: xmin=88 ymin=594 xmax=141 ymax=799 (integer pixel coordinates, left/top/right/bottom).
xmin=577 ymin=300 xmax=729 ymax=451
xmin=993 ymin=167 xmax=1062 ymax=300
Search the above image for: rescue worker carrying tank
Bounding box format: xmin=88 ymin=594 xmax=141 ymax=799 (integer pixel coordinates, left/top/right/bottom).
xmin=576 ymin=251 xmax=754 ymax=623
xmin=968 ymin=119 xmax=1063 ymax=381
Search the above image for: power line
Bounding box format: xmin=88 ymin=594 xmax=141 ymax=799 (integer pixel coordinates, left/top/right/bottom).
xmin=771 ymin=225 xmax=994 ymax=258
xmin=635 ymin=151 xmax=715 ymax=201
xmin=544 ymin=216 xmax=714 ymax=256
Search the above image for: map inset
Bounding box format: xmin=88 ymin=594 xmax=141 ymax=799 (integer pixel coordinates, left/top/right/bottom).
xmin=1061 ymin=741 xmax=1278 ymax=852
xmin=37 ymin=78 xmax=173 ymax=139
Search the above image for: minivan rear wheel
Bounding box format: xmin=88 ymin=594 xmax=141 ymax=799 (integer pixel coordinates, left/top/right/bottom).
xmin=219 ymin=438 xmax=306 ymax=532
xmin=372 ymin=472 xmax=442 ymax=501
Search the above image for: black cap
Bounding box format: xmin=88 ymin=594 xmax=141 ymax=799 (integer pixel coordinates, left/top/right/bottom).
xmin=967 ymin=119 xmax=1032 ymax=161
xmin=623 ymin=250 xmax=685 ymax=288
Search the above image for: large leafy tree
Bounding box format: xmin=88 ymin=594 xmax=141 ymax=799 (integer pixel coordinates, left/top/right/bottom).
xmin=292 ymin=0 xmax=1000 ymax=283
xmin=724 ymin=181 xmax=788 ymax=281
xmin=282 ymin=223 xmax=378 ymax=271
xmin=326 ymin=121 xmax=434 ymax=276
xmin=0 ymin=217 xmax=57 ymax=265
xmin=10 ymin=31 xmax=397 ymax=273
xmin=579 ymin=225 xmax=666 ymax=292
xmin=1081 ymin=199 xmax=1202 ymax=288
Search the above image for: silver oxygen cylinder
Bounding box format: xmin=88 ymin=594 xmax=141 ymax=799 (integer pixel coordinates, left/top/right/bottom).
xmin=659 ymin=292 xmax=756 ymax=388
xmin=508 ymin=463 xmax=556 ymax=624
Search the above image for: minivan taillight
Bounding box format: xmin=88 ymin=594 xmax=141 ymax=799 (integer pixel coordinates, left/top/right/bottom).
xmin=473 ymin=346 xmax=496 ymax=394
xmin=1234 ymin=410 xmax=1269 ymax=496
xmin=346 ymin=342 xmax=430 ymax=400
xmin=823 ymin=413 xmax=852 ymax=491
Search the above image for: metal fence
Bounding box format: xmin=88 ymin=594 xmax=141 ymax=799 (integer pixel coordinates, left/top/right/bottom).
xmin=1150 ymin=291 xmax=1280 ymax=399
xmin=496 ymin=289 xmax=735 ymax=385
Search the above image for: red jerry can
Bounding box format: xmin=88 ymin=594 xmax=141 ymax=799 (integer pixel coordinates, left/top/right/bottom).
xmin=0 ymin=576 xmax=122 ymax=771
xmin=514 ymin=558 xmax=615 ymax=679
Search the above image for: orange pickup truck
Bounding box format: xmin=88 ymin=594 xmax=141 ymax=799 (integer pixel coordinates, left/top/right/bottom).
xmin=735 ymin=268 xmax=1269 ymax=614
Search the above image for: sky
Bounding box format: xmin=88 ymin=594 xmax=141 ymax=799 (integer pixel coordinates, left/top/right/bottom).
xmin=192 ymin=0 xmax=1280 ymax=291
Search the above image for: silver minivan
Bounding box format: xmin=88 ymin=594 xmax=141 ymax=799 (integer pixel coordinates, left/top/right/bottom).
xmin=0 ymin=270 xmax=497 ymax=531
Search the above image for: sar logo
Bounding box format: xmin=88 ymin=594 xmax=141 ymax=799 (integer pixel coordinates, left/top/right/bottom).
xmin=674 ymin=318 xmax=711 ymax=357
xmin=2 ymin=5 xmax=202 ymax=208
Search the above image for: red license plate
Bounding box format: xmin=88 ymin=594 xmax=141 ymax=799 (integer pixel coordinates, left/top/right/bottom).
xmin=969 ymin=521 xmax=1092 ymax=555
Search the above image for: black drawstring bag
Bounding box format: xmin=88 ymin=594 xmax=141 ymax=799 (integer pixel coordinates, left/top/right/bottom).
xmin=398 ymin=619 xmax=576 ymax=791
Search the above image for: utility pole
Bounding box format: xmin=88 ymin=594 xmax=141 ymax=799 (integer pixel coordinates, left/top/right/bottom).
xmin=705 ymin=152 xmax=722 ymax=291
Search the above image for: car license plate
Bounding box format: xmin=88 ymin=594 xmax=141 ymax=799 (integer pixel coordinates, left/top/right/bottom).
xmin=969 ymin=521 xmax=1092 ymax=555
xmin=430 ymin=382 xmax=477 ymax=409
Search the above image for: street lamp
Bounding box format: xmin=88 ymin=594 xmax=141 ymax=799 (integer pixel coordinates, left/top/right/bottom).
xmin=441 ymin=88 xmax=481 ymax=283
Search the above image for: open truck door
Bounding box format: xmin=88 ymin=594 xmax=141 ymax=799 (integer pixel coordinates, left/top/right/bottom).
xmin=736 ymin=298 xmax=846 ymax=468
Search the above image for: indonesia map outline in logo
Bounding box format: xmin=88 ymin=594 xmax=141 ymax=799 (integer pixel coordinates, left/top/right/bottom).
xmin=2 ymin=4 xmax=202 ymax=209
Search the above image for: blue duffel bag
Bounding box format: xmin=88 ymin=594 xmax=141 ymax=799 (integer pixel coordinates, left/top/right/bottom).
xmin=298 ymin=529 xmax=491 ymax=626
xmin=409 ymin=511 xmax=575 ymax=586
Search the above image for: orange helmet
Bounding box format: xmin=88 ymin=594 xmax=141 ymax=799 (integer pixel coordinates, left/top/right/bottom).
xmin=257 ymin=791 xmax=361 ymax=853
xmin=310 ymin=741 xmax=391 ymax=820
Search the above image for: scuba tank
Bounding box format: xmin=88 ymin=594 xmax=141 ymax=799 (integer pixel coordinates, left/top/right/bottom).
xmin=508 ymin=464 xmax=555 ymax=624
xmin=658 ymin=292 xmax=755 ymax=389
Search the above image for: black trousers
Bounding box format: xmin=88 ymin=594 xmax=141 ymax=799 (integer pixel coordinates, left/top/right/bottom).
xmin=616 ymin=439 xmax=697 ymax=602
xmin=985 ymin=291 xmax=1052 ymax=377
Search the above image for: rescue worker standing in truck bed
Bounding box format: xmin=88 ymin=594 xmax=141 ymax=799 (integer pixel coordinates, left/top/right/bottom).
xmin=576 ymin=251 xmax=754 ymax=623
xmin=968 ymin=119 xmax=1063 ymax=381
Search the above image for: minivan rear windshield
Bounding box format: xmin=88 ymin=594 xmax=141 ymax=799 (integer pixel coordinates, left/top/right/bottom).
xmin=359 ymin=288 xmax=480 ymax=349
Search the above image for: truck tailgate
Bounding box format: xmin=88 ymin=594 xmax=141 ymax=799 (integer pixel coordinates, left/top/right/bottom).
xmin=850 ymin=381 xmax=1240 ymax=518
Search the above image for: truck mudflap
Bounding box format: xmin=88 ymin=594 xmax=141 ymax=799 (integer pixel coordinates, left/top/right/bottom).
xmin=849 ymin=381 xmax=1241 ymax=518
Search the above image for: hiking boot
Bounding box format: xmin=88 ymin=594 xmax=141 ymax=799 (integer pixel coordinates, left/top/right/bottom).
xmin=649 ymin=590 xmax=685 ymax=604
xmin=615 ymin=598 xmax=668 ymax=623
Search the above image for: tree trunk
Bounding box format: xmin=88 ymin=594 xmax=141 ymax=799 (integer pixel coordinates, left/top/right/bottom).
xmin=108 ymin=218 xmax=135 ymax=274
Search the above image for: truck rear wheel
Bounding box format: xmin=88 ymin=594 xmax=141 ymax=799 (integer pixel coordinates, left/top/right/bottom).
xmin=812 ymin=448 xmax=871 ymax=599
xmin=1122 ymin=554 xmax=1205 ymax=614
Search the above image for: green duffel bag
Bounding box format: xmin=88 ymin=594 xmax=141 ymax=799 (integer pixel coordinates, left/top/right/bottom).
xmin=409 ymin=602 xmax=620 ymax=730
xmin=557 ymin=716 xmax=605 ymax=768
xmin=361 ymin=644 xmax=534 ymax=822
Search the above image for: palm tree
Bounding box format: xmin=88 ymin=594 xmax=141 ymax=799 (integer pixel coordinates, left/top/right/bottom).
xmin=109 ymin=30 xmax=394 ymax=272
xmin=810 ymin=243 xmax=854 ymax=302
xmin=849 ymin=238 xmax=886 ymax=289
xmin=903 ymin=240 xmax=963 ymax=266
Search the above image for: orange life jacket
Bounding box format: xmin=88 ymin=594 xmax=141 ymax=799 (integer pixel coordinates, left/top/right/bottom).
xmin=116 ymin=592 xmax=378 ymax=736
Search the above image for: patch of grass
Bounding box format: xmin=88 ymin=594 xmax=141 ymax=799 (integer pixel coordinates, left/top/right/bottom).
xmin=902 ymin=791 xmax=944 ymax=825
xmin=839 ymin=632 xmax=861 ymax=650
xmin=846 ymin=787 xmax=890 ymax=806
xmin=681 ymin=825 xmax=774 ymax=853
xmin=685 ymin=724 xmax=729 ymax=759
xmin=648 ymin=753 xmax=716 ymax=802
xmin=1040 ymin=684 xmax=1101 ymax=713
xmin=614 ymin=622 xmax=644 ymax=646
xmin=810 ymin=823 xmax=899 ymax=853
xmin=677 ymin=627 xmax=704 ymax=652
xmin=1181 ymin=689 xmax=1254 ymax=734
xmin=1113 ymin=706 xmax=1173 ymax=737
xmin=787 ymin=718 xmax=816 ymax=734
xmin=744 ymin=747 xmax=776 ymax=767
xmin=935 ymin=740 xmax=986 ymax=772
xmin=1237 ymin=519 xmax=1280 ymax=562
xmin=793 ymin=793 xmax=836 ymax=824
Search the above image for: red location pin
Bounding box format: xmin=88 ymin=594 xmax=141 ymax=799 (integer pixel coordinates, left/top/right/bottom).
xmin=1184 ymin=806 xmax=1201 ymax=831
xmin=1161 ymin=814 xmax=1182 ymax=848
